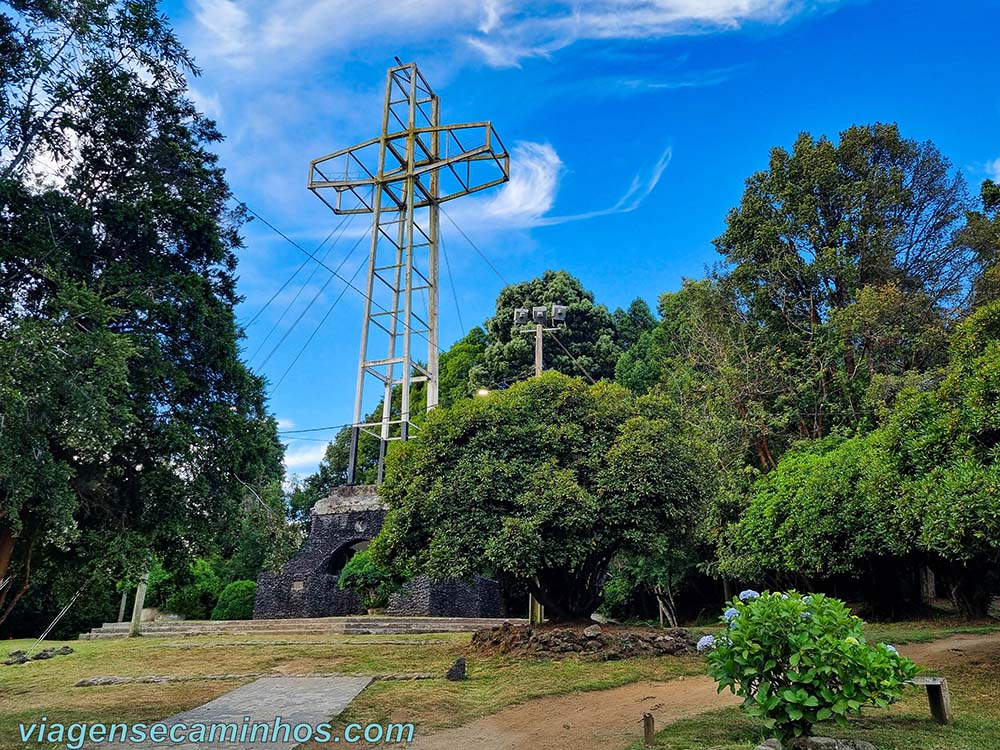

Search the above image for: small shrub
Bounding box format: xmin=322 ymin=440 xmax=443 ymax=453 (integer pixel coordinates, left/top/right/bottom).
xmin=210 ymin=580 xmax=257 ymax=620
xmin=337 ymin=550 xmax=398 ymax=611
xmin=702 ymin=590 xmax=918 ymax=741
xmin=164 ymin=558 xmax=224 ymax=619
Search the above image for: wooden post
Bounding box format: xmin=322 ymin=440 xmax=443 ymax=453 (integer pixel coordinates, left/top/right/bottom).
xmin=128 ymin=569 xmax=149 ymax=638
xmin=927 ymin=679 xmax=953 ymax=725
xmin=642 ymin=713 xmax=655 ymax=746
xmin=910 ymin=677 xmax=953 ymax=725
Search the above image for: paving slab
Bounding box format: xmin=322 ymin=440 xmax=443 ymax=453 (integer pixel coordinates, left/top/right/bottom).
xmin=94 ymin=676 xmax=372 ymax=750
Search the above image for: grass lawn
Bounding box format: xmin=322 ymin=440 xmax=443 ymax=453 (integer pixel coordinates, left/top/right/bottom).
xmin=0 ymin=632 xmax=703 ymax=750
xmin=1 ymin=616 xmax=998 ymax=750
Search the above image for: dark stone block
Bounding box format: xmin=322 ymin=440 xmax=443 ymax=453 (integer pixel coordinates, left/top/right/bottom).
xmin=446 ymin=657 xmax=467 ymax=681
xmin=254 ymin=486 xmax=502 ymax=620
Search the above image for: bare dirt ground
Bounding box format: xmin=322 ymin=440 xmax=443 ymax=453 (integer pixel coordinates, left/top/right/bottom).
xmin=410 ymin=675 xmax=738 ymax=750
xmin=410 ymin=631 xmax=1000 ymax=750
xmin=900 ymin=631 xmax=1000 ymax=667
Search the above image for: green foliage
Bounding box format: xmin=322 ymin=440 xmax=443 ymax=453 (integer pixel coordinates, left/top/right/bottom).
xmin=719 ymin=435 xmax=905 ymax=581
xmin=337 ymin=550 xmax=399 ymax=611
xmin=0 ymin=1 xmax=285 ymax=625
xmin=164 ymin=559 xmax=224 ymax=620
xmin=704 ymin=592 xmax=919 ymax=741
xmin=210 ymin=580 xmax=257 ymax=621
xmin=471 ymin=270 xmax=625 ymax=387
xmin=372 ymin=371 xmax=712 ymax=621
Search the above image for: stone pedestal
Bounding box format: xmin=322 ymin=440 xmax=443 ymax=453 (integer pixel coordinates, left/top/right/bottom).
xmin=254 ymin=485 xmax=500 ymax=619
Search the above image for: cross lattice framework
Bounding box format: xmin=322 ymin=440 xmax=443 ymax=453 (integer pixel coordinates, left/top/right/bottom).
xmin=308 ymin=61 xmax=509 ymax=483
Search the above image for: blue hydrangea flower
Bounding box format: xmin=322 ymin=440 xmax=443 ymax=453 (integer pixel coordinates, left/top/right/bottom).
xmin=780 ymin=593 xmax=789 ymax=600
xmin=884 ymin=644 xmax=898 ymax=654
xmin=696 ymin=635 xmax=716 ymax=652
xmin=802 ymin=595 xmax=813 ymax=604
xmin=723 ymin=607 xmax=739 ymax=622
xmin=801 ymin=611 xmax=812 ymax=620
xmin=739 ymin=589 xmax=760 ymax=601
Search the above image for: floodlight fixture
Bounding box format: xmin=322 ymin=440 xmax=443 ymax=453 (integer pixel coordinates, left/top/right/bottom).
xmin=513 ymin=308 xmax=529 ymax=325
xmin=532 ymin=306 xmax=548 ymax=324
xmin=551 ymin=304 xmax=568 ymax=323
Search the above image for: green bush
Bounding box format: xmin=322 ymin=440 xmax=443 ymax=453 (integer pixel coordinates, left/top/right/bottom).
xmin=210 ymin=580 xmax=257 ymax=620
xmin=164 ymin=558 xmax=224 ymax=620
xmin=337 ymin=550 xmax=397 ymax=611
xmin=701 ymin=591 xmax=918 ymax=741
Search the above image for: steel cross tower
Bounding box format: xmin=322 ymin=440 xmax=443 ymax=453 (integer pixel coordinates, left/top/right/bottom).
xmin=308 ymin=61 xmax=509 ymax=483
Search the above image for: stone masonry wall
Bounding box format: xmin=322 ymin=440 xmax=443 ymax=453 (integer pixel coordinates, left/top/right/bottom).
xmin=254 ymin=485 xmax=501 ymax=619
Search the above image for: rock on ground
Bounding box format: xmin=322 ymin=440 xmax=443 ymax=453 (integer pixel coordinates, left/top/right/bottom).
xmin=756 ymin=739 xmax=877 ymax=750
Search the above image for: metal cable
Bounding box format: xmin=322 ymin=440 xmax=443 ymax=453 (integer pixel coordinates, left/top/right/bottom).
xmin=440 ymin=231 xmax=465 ymax=333
xmin=440 ymin=205 xmax=509 ymax=285
xmin=243 ymin=214 xmax=351 ymax=329
xmin=248 ymin=214 xmax=355 ymax=364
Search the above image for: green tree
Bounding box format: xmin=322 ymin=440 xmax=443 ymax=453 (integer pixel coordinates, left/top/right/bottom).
xmin=371 ymin=371 xmax=711 ymax=621
xmin=712 ymin=123 xmax=968 ymax=448
xmin=961 ymin=180 xmax=1000 ymax=306
xmin=0 ymin=0 xmax=284 ymax=626
xmin=337 ymin=549 xmax=399 ymax=611
xmin=471 ymin=270 xmax=621 ymax=387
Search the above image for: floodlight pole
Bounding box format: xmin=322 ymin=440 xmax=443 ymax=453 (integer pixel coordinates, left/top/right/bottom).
xmin=534 ymin=322 xmax=544 ymax=377
xmin=514 ymin=303 xmax=568 ymax=624
xmin=308 ymin=62 xmax=509 ymax=485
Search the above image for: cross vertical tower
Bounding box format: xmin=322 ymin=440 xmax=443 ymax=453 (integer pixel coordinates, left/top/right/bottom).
xmin=309 ymin=61 xmax=509 ymax=483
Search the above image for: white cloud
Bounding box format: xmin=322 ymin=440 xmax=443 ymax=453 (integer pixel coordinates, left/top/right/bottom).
xmin=986 ymin=157 xmax=1000 ymax=183
xmin=540 ymin=146 xmax=673 ymax=225
xmin=188 ymin=85 xmax=223 ymax=121
xmin=451 ymin=140 xmax=671 ymax=230
xmin=187 ymin=0 xmax=841 ymax=71
xmin=276 ymin=417 xmax=296 ymax=429
xmin=483 ymin=141 xmax=564 ymax=224
xmin=283 ymin=441 xmax=329 ymax=471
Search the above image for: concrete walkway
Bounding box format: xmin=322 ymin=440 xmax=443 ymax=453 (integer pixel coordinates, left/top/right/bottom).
xmin=97 ymin=676 xmax=372 ymax=750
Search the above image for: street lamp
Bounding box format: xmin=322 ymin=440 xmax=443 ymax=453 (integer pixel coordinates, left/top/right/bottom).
xmin=514 ymin=304 xmax=567 ymax=377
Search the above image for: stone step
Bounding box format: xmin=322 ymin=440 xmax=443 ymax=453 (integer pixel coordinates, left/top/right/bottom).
xmin=79 ymin=616 xmax=523 ymax=640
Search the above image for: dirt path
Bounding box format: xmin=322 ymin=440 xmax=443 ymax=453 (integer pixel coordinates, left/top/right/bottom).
xmin=410 ymin=675 xmax=738 ymax=750
xmin=409 ymin=631 xmax=1000 ymax=750
xmin=899 ymin=630 xmax=1000 ymax=667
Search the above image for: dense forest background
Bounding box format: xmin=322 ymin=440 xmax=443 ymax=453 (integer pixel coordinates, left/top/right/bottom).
xmin=3 ymin=2 xmax=1000 ymax=638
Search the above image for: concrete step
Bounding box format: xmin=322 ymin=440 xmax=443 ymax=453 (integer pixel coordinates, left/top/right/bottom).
xmin=80 ymin=616 xmax=524 ymax=640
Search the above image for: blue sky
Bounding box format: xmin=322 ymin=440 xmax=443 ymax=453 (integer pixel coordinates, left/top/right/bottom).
xmin=157 ymin=0 xmax=998 ymax=478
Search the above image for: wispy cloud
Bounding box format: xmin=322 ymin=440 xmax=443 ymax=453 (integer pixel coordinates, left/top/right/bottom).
xmin=187 ymin=0 xmax=842 ymax=72
xmin=986 ymin=157 xmax=1000 ymax=183
xmin=539 ymin=146 xmax=673 ymax=225
xmin=482 ymin=141 xmax=565 ymax=225
xmin=283 ymin=441 xmax=328 ymax=472
xmin=455 ymin=140 xmax=671 ymax=230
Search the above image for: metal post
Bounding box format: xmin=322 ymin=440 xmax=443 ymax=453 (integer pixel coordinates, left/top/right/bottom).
xmin=128 ymin=568 xmax=149 ymax=638
xmin=534 ymin=322 xmax=543 ymax=376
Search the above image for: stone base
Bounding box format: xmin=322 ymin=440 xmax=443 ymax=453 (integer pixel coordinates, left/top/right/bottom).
xmin=254 ymin=485 xmax=501 ymax=620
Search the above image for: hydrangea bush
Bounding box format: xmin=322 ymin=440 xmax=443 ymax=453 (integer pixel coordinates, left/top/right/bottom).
xmin=701 ymin=591 xmax=918 ymax=740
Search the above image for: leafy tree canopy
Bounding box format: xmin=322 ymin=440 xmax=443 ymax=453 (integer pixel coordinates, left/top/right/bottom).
xmin=370 ymin=371 xmax=713 ymax=621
